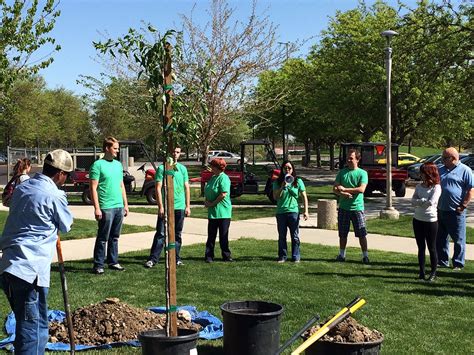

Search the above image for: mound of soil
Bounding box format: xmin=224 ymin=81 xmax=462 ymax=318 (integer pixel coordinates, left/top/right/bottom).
xmin=304 ymin=317 xmax=383 ymax=343
xmin=49 ymin=298 xmax=202 ymax=346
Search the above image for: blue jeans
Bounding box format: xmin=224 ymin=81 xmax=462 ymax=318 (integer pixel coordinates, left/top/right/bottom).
xmin=276 ymin=212 xmax=300 ymax=261
xmin=148 ymin=210 xmax=185 ymax=263
xmin=437 ymin=210 xmax=466 ymax=268
xmin=93 ymin=208 xmax=124 ymax=269
xmin=0 ymin=273 xmax=49 ymax=354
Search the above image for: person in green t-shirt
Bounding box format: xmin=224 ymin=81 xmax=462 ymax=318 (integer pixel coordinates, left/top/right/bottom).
xmin=333 ymin=149 xmax=369 ymax=264
xmin=204 ymin=158 xmax=233 ymax=263
xmin=144 ymin=146 xmax=190 ymax=268
xmin=90 ymin=137 xmax=129 ymax=275
xmin=272 ymin=160 xmax=309 ymax=263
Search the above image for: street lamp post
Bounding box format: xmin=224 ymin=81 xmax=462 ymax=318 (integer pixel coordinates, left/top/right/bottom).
xmin=380 ymin=30 xmax=399 ymax=220
xmin=279 ymin=41 xmax=290 ymax=161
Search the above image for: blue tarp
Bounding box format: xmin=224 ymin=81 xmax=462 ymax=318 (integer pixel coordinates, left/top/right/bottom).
xmin=0 ymin=305 xmax=223 ymax=352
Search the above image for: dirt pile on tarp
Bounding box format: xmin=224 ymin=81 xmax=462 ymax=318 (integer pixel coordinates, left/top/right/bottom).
xmin=305 ymin=317 xmax=383 ymax=343
xmin=49 ymin=298 xmax=202 ymax=346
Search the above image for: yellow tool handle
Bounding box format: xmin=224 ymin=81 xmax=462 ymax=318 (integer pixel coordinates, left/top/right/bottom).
xmin=291 ymin=299 xmax=366 ymax=355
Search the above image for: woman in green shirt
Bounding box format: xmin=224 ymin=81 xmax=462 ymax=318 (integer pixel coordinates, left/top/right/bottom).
xmin=204 ymin=158 xmax=233 ymax=263
xmin=272 ymin=160 xmax=309 ymax=263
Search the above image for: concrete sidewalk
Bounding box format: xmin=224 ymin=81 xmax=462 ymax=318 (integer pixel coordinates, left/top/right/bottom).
xmin=48 ymin=205 xmax=474 ymax=263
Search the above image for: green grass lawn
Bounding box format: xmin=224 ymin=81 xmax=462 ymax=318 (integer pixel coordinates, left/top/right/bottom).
xmin=0 ymin=239 xmax=470 ymax=354
xmin=0 ymin=211 xmax=154 ymax=241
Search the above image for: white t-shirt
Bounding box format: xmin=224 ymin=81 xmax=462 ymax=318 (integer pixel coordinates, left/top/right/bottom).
xmin=411 ymin=184 xmax=441 ymax=222
xmin=19 ymin=174 xmax=30 ymax=183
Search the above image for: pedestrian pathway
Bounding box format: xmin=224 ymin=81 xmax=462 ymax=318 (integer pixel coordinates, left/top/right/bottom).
xmin=47 ymin=205 xmax=473 ymax=263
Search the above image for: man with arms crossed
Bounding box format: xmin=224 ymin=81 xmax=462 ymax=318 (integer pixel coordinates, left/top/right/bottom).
xmin=90 ymin=137 xmax=129 ymax=274
xmin=0 ymin=150 xmax=74 ymax=354
xmin=145 ymin=146 xmax=191 ymax=267
xmin=333 ymin=149 xmax=370 ymax=263
xmin=437 ymin=147 xmax=473 ymax=270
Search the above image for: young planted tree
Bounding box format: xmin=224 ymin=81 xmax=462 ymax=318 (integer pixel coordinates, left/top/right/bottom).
xmin=95 ymin=27 xmax=186 ymax=337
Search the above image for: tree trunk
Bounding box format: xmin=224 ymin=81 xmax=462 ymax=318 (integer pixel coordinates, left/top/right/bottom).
xmin=303 ymin=139 xmax=311 ymax=167
xmin=329 ymin=142 xmax=335 ymax=171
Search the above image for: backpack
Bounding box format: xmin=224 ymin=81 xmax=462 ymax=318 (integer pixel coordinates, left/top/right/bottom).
xmin=2 ymin=175 xmax=20 ymax=207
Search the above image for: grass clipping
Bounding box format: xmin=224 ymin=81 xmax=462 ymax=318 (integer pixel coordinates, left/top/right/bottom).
xmin=49 ymin=298 xmax=202 ymax=346
xmin=304 ymin=317 xmax=383 ymax=343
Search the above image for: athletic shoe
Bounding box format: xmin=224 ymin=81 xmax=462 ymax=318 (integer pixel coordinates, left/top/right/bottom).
xmin=223 ymin=258 xmax=234 ymax=262
xmin=109 ymin=263 xmax=125 ymax=271
xmin=426 ymin=273 xmax=436 ymax=282
xmin=453 ymin=267 xmax=463 ymax=271
xmin=93 ymin=267 xmax=104 ymax=275
xmin=205 ymin=258 xmax=213 ymax=263
xmin=335 ymin=255 xmax=345 ymax=262
xmin=277 ymin=258 xmax=286 ymax=263
xmin=144 ymin=260 xmax=155 ymax=268
xmin=176 ymin=260 xmax=184 ymax=266
xmin=362 ymin=256 xmax=370 ymax=264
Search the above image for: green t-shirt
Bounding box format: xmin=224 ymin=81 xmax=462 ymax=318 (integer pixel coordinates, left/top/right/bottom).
xmin=155 ymin=162 xmax=189 ymax=210
xmin=89 ymin=159 xmax=124 ymax=209
xmin=335 ymin=167 xmax=368 ymax=211
xmin=204 ymin=172 xmax=232 ymax=219
xmin=273 ymin=178 xmax=306 ymax=214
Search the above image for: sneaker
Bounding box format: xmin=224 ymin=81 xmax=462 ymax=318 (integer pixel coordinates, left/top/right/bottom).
xmin=93 ymin=267 xmax=104 ymax=275
xmin=293 ymin=259 xmax=301 ymax=263
xmin=453 ymin=266 xmax=463 ymax=271
xmin=426 ymin=273 xmax=436 ymax=282
xmin=144 ymin=260 xmax=155 ymax=268
xmin=109 ymin=263 xmax=125 ymax=271
xmin=335 ymin=255 xmax=345 ymax=262
xmin=205 ymin=258 xmax=213 ymax=263
xmin=437 ymin=263 xmax=449 ymax=268
xmin=362 ymin=256 xmax=370 ymax=264
xmin=223 ymin=258 xmax=234 ymax=262
xmin=176 ymin=260 xmax=184 ymax=266
xmin=277 ymin=258 xmax=286 ymax=263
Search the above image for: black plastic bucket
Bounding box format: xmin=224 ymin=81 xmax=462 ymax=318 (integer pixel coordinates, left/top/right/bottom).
xmin=138 ymin=328 xmax=199 ymax=355
xmin=220 ymin=300 xmax=284 ymax=355
xmin=305 ymin=337 xmax=384 ymax=355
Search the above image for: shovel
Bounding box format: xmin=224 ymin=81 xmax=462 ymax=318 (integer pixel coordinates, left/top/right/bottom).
xmin=290 ymin=296 xmax=366 ymax=355
xmin=275 ymin=314 xmax=320 ymax=354
xmin=56 ymin=235 xmax=75 ymax=355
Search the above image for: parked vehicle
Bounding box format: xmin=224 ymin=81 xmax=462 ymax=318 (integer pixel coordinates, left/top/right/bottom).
xmin=376 ymin=152 xmax=421 ymax=168
xmin=460 ymin=154 xmax=474 ymax=170
xmin=208 ymin=150 xmax=228 ymax=158
xmin=64 ymin=140 xmax=157 ymax=204
xmin=407 ymin=153 xmax=468 ymax=180
xmin=339 ymin=142 xmax=408 ymax=197
xmin=407 ymin=154 xmax=440 ymax=180
xmin=200 ymin=139 xmax=279 ymax=203
xmin=207 ymin=151 xmax=248 ymax=164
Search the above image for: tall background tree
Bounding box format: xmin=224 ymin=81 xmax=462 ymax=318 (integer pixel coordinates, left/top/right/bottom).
xmin=0 ymin=0 xmax=61 ymax=147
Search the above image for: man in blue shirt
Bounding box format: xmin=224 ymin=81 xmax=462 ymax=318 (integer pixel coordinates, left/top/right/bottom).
xmin=0 ymin=149 xmax=74 ymax=354
xmin=437 ymin=147 xmax=474 ymax=270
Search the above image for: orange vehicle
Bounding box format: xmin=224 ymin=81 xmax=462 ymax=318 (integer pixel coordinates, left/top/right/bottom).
xmin=200 ymin=139 xmax=280 ymax=203
xmin=339 ymin=142 xmax=408 ymax=197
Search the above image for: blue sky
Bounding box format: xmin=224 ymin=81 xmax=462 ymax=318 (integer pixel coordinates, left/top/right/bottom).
xmin=40 ymin=0 xmax=422 ymax=95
